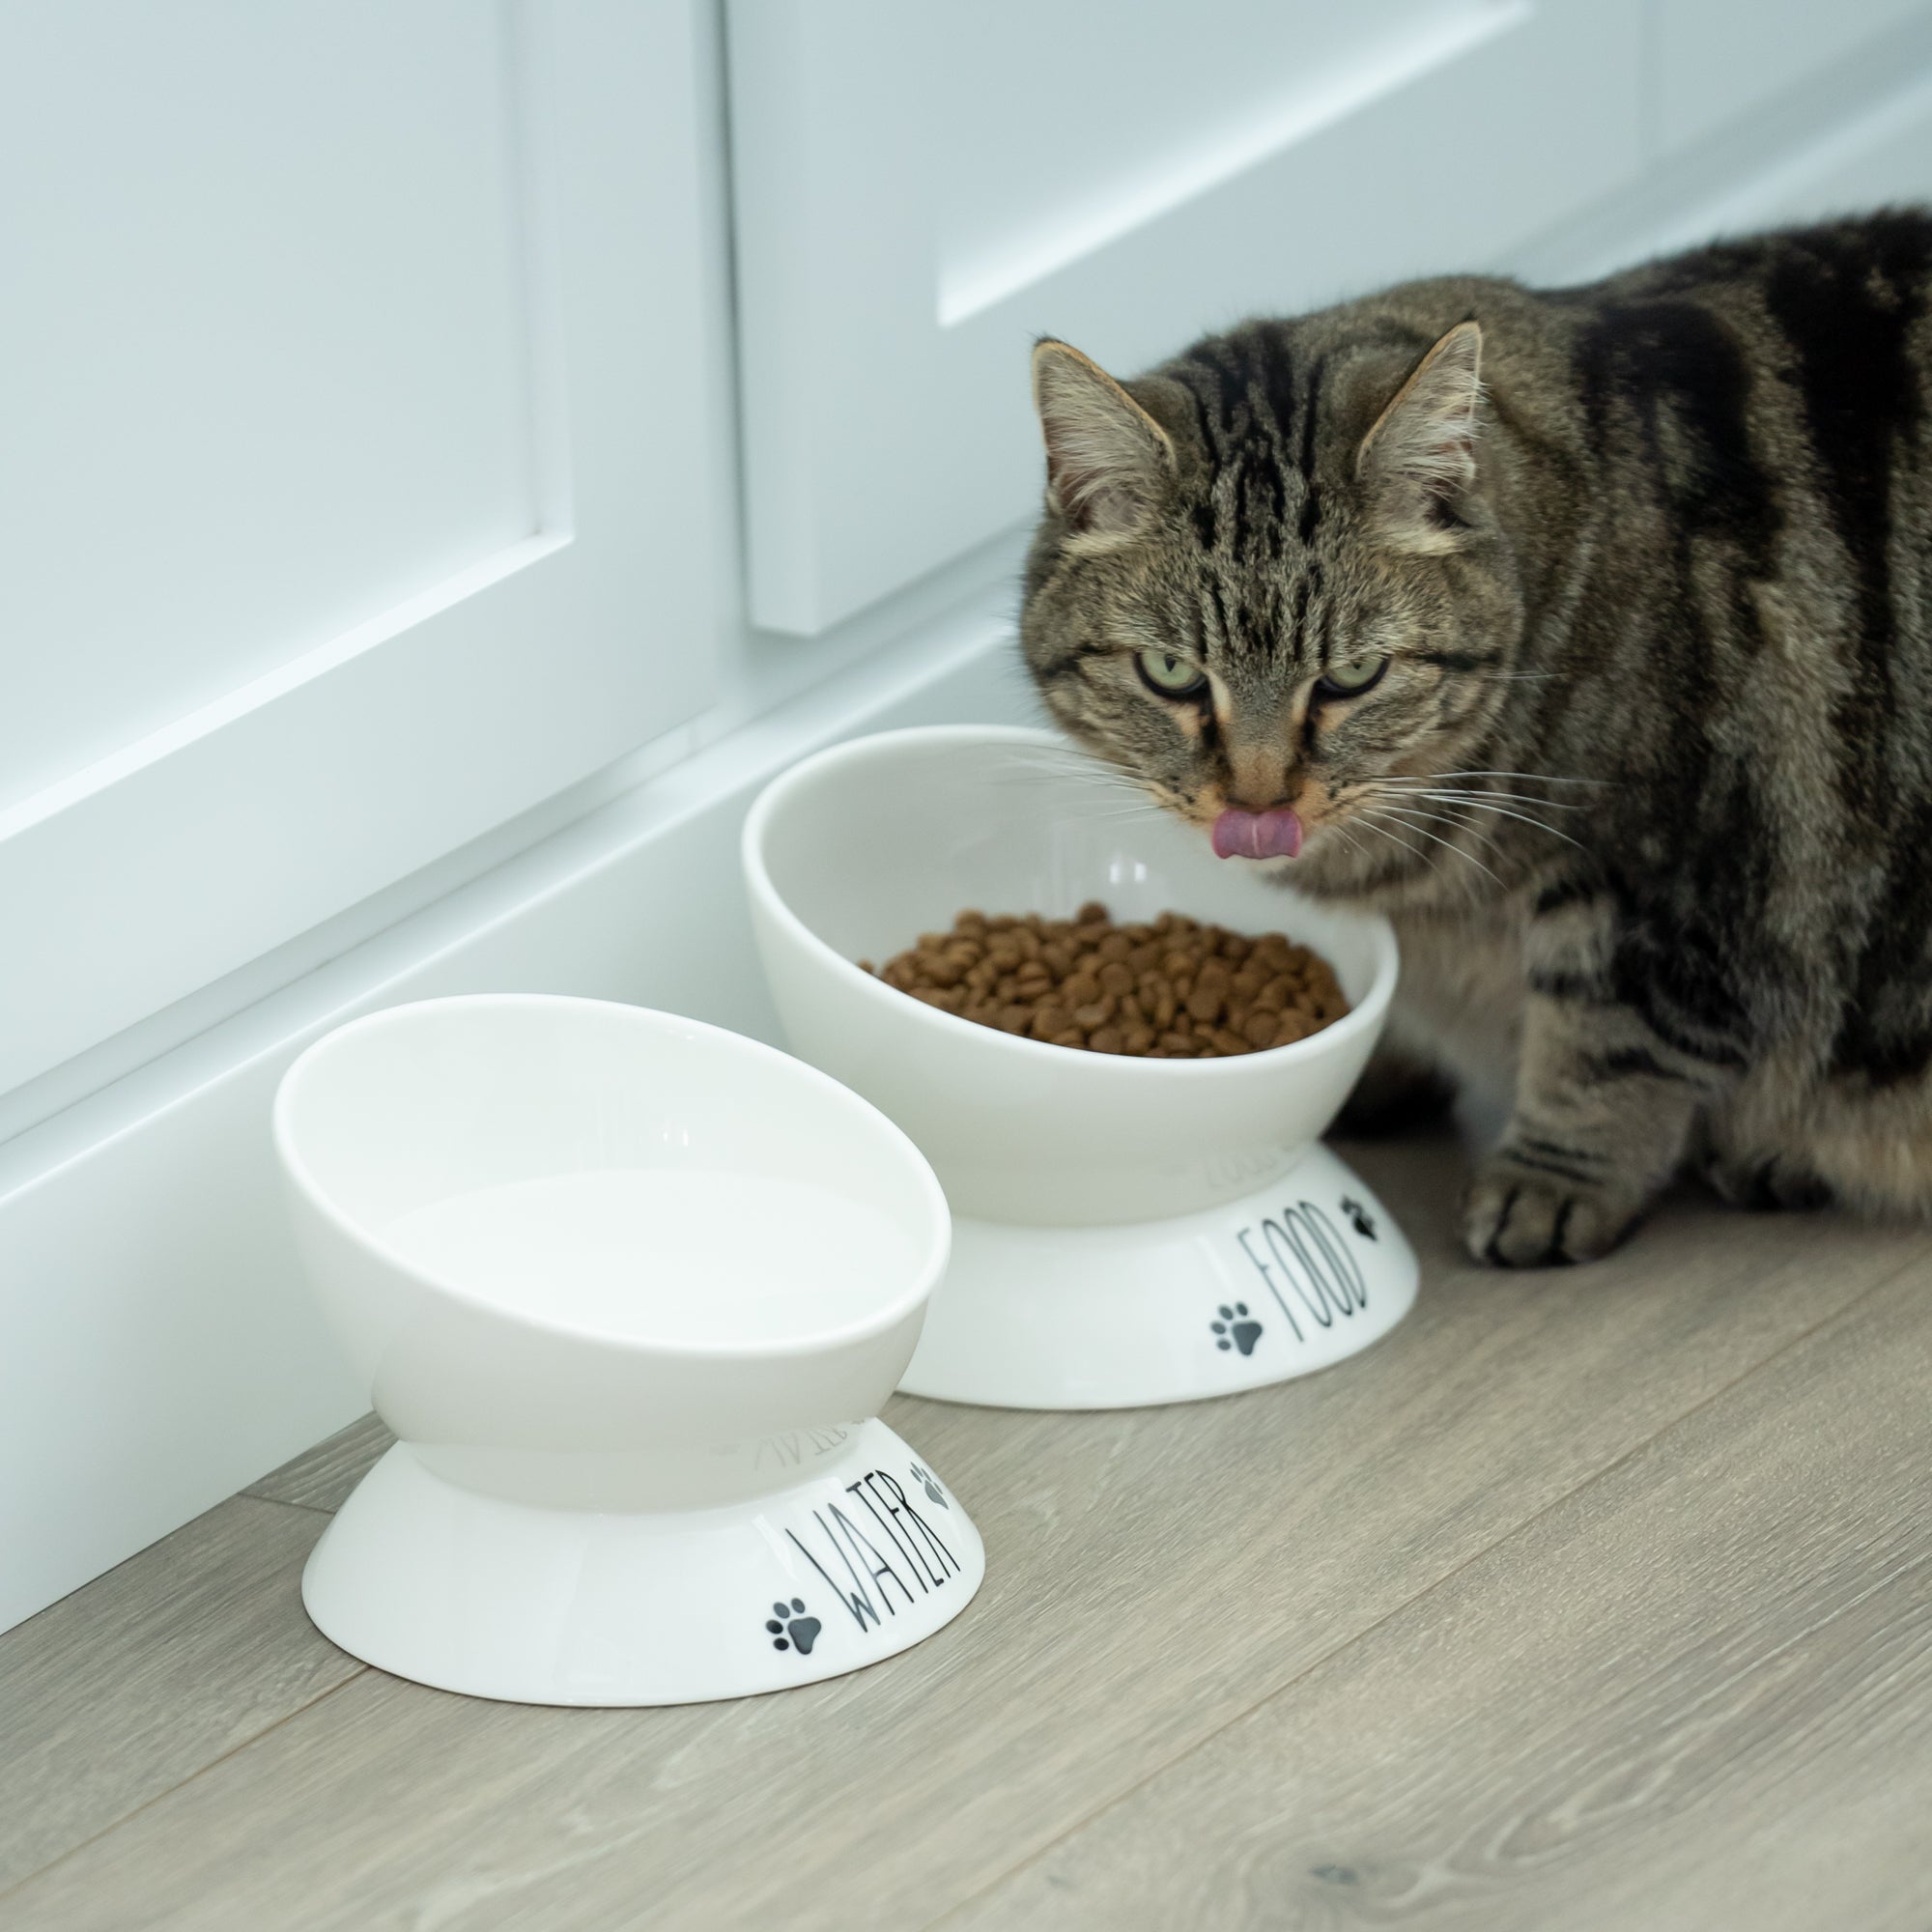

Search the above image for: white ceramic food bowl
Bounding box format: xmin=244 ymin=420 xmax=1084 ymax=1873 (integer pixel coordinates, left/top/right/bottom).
xmin=743 ymin=725 xmax=1419 ymax=1408
xmin=273 ymin=994 xmax=982 ymax=1705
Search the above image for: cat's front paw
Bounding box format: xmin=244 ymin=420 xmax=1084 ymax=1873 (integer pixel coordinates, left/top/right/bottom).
xmin=1461 ymin=1154 xmax=1643 ymax=1267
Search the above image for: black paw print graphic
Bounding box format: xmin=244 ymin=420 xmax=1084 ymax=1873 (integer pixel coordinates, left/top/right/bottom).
xmin=1341 ymin=1196 xmax=1378 ymax=1240
xmin=1211 ymin=1302 xmax=1263 ymax=1356
xmin=765 ymin=1598 xmax=821 ymax=1656
xmin=909 ymin=1462 xmax=948 ymax=1508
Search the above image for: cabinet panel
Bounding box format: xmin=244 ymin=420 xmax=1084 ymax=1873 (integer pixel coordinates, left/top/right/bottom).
xmin=1655 ymin=0 xmax=1932 ymax=156
xmin=0 ymin=2 xmax=534 ymax=810
xmin=1642 ymin=64 xmax=1932 ymax=262
xmin=728 ymin=0 xmax=1643 ymax=634
xmin=0 ymin=1 xmax=720 ymax=1095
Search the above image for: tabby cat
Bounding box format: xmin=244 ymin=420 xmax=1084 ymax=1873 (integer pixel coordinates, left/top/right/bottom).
xmin=1020 ymin=212 xmax=1932 ymax=1265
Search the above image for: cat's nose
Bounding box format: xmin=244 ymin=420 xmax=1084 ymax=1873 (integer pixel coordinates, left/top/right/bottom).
xmin=1223 ymin=777 xmax=1301 ymax=812
xmin=1223 ymin=747 xmax=1297 ymax=813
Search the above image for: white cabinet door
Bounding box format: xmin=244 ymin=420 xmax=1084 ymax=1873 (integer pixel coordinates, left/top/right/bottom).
xmin=0 ymin=0 xmax=719 ymax=1095
xmin=727 ymin=0 xmax=1643 ymax=635
xmin=1655 ymin=0 xmax=1932 ymax=156
xmin=1638 ymin=62 xmax=1932 ymax=265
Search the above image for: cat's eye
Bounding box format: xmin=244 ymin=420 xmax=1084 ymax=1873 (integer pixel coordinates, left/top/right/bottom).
xmin=1314 ymin=653 xmax=1389 ymax=700
xmin=1136 ymin=647 xmax=1208 ymax=698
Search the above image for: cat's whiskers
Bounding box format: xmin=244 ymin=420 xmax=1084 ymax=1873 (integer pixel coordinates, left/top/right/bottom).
xmin=1425 ymin=770 xmax=1612 ymax=787
xmin=1350 ymin=810 xmax=1434 ymax=875
xmin=1321 ymin=820 xmax=1369 ymax=866
xmin=987 ymin=747 xmax=1596 ymax=858
xmin=1362 ymin=792 xmax=1508 ymax=856
xmin=988 ymin=746 xmax=1175 ymax=822
xmin=1354 ymin=809 xmax=1497 ymax=904
xmin=991 ymin=742 xmax=1134 ymax=783
xmin=1314 ymin=818 xmax=1401 ymax=886
xmin=1386 ymin=790 xmax=1591 ymax=852
xmin=1358 ymin=801 xmax=1506 ymax=891
xmin=1066 ymin=803 xmax=1173 ymax=826
xmin=1375 ymin=782 xmax=1587 ymax=814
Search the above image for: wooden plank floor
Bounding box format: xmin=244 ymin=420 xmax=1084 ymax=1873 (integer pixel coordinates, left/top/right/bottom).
xmin=4 ymin=1130 xmax=1928 ymax=1931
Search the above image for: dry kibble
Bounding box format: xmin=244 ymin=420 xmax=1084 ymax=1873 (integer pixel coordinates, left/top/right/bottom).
xmin=1242 ymin=1009 xmax=1281 ymax=1050
xmin=863 ymin=904 xmax=1348 ymax=1057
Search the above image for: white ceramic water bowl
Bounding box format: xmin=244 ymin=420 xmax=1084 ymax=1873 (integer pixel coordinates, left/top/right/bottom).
xmin=743 ymin=725 xmax=1420 ymax=1409
xmin=272 ymin=995 xmax=983 ymax=1706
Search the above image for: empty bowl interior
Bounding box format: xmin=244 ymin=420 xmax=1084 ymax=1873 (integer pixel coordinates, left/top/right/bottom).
xmin=756 ymin=728 xmax=1388 ymax=1006
xmin=276 ymin=998 xmax=944 ymax=1350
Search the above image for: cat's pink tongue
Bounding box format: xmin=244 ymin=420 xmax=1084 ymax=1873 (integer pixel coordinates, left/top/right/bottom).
xmin=1212 ymin=807 xmax=1304 ymax=861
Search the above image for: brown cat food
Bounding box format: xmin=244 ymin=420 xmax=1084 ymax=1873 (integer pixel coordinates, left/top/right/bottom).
xmin=859 ymin=902 xmax=1348 ymax=1056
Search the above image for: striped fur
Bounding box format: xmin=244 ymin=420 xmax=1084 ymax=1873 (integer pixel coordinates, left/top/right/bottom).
xmin=1019 ymin=212 xmax=1932 ymax=1264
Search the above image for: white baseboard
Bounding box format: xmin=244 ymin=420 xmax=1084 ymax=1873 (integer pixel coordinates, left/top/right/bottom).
xmin=0 ymin=614 xmax=1033 ymax=1633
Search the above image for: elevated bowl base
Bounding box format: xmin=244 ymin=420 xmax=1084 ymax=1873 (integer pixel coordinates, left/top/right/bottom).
xmin=302 ymin=1418 xmax=983 ymax=1705
xmin=899 ymin=1144 xmax=1418 ymax=1409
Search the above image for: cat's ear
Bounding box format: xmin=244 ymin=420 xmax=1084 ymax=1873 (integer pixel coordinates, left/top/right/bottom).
xmin=1032 ymin=339 xmax=1178 ymax=547
xmin=1356 ymin=321 xmax=1484 ymax=553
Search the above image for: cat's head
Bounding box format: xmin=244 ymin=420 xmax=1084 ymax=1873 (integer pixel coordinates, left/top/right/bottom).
xmin=1019 ymin=319 xmax=1525 ymax=892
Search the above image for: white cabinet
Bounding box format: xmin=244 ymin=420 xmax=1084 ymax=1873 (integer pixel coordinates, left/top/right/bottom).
xmin=1647 ymin=68 xmax=1932 ymax=261
xmin=726 ymin=0 xmax=1644 ymax=635
xmin=0 ymin=0 xmax=720 ymax=1095
xmin=1655 ymin=0 xmax=1931 ymax=155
